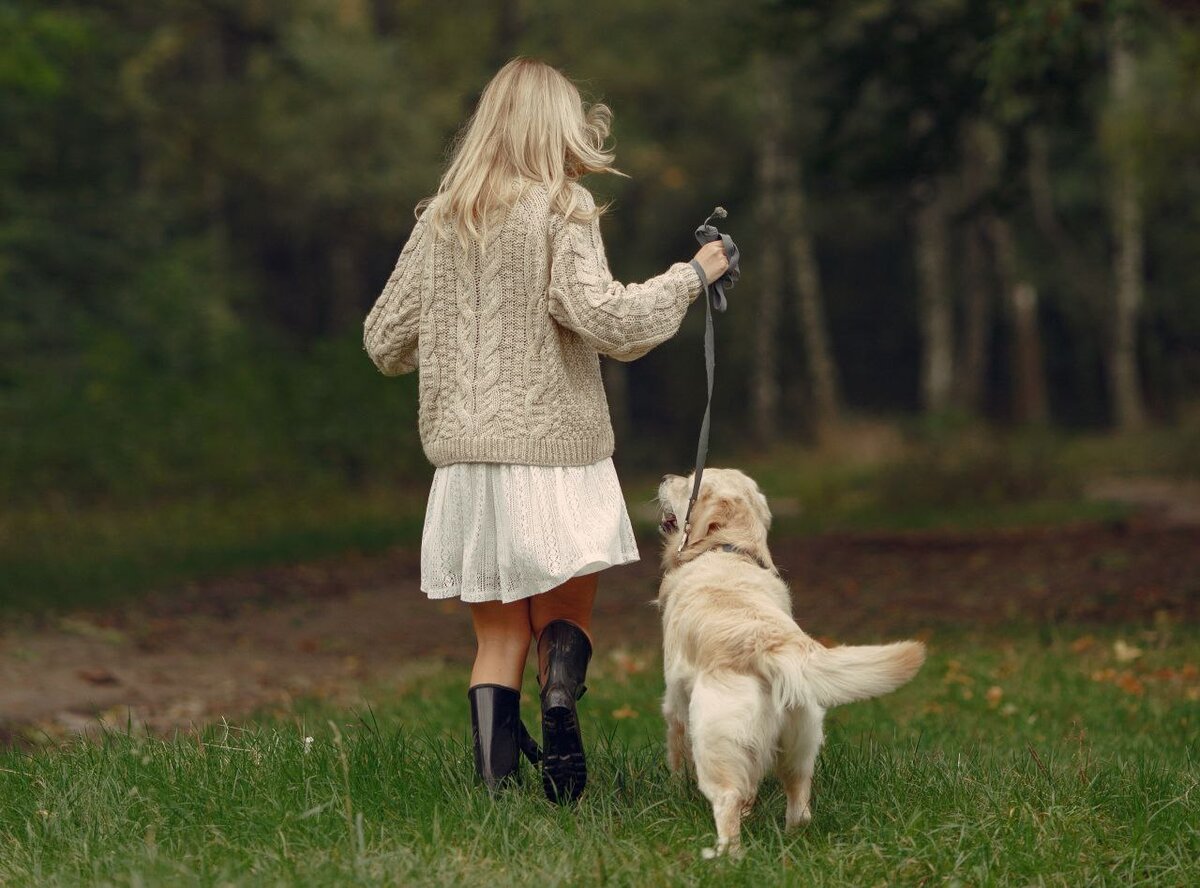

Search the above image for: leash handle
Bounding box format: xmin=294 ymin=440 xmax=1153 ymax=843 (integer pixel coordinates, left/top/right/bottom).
xmin=680 ymin=207 xmax=738 ymax=551
xmin=692 ymin=206 xmax=741 ymax=314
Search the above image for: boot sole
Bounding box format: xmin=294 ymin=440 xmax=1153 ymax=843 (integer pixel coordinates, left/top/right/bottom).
xmin=541 ymin=703 xmax=586 ymax=803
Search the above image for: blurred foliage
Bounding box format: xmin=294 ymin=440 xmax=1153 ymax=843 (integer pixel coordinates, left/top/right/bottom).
xmin=0 ymin=332 xmax=422 ymax=501
xmin=1 ymin=0 xmax=1199 ymax=508
xmin=876 ymin=420 xmax=1080 ymax=510
xmin=3 ymin=421 xmax=1154 ymax=612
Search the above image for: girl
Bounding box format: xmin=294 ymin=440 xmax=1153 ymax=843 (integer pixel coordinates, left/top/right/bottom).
xmin=363 ymin=57 xmax=729 ymax=803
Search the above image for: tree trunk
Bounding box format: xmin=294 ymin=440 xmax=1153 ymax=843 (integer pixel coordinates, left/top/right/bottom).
xmin=913 ymin=181 xmax=955 ymax=414
xmin=990 ymin=217 xmax=1048 ymax=424
xmin=1026 ymin=127 xmax=1109 ymax=339
xmin=780 ymin=157 xmax=841 ymax=437
xmin=1106 ymin=16 xmax=1147 ymax=431
xmin=956 ymin=221 xmax=991 ymax=414
xmin=1009 ymin=283 xmax=1049 ymax=425
xmin=953 ymin=121 xmax=1000 ymax=415
xmin=751 ymin=56 xmax=785 ymax=444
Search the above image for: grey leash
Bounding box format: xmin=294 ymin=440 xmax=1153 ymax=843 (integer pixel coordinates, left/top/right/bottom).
xmin=679 ymin=207 xmax=741 ymax=551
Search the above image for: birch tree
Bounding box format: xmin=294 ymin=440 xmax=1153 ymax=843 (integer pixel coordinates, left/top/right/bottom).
xmin=1105 ymin=10 xmax=1148 ymax=430
xmin=752 ymin=53 xmax=785 ymax=444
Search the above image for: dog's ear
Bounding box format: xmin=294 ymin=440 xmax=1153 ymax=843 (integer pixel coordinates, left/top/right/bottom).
xmin=686 ymin=492 xmax=733 ymax=547
xmin=750 ymin=485 xmax=772 ymax=531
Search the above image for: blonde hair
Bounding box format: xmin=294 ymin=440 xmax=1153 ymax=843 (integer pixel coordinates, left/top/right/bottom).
xmin=419 ymin=57 xmax=625 ymax=248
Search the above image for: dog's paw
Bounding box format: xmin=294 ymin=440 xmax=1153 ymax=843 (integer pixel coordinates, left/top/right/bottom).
xmin=785 ymin=806 xmax=812 ymax=830
xmin=700 ymin=841 xmax=744 ymax=860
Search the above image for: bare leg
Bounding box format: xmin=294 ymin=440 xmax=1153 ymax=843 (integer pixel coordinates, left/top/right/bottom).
xmin=468 ymin=599 xmax=532 ymax=690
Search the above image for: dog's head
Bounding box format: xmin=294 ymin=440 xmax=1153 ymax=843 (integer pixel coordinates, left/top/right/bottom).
xmin=657 ymin=468 xmax=773 ymax=572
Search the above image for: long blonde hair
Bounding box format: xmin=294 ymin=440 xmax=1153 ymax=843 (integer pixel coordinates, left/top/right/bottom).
xmin=419 ymin=57 xmax=625 ymax=248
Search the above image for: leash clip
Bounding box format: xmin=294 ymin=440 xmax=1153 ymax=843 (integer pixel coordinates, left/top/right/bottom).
xmin=678 ymin=521 xmax=692 ymax=552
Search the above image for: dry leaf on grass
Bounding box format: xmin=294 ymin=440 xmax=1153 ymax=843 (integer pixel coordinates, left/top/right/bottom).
xmin=608 ymin=649 xmax=648 ymax=679
xmin=1115 ymin=673 xmax=1145 ymax=696
xmin=76 ymin=668 xmax=120 ymax=686
xmin=1091 ymin=668 xmax=1146 ymax=696
xmin=1113 ymin=639 xmax=1143 ymax=663
xmin=1069 ymin=635 xmax=1096 ymax=654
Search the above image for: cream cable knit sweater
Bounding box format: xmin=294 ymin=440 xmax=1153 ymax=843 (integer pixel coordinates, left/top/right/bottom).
xmin=363 ymin=181 xmax=704 ymax=467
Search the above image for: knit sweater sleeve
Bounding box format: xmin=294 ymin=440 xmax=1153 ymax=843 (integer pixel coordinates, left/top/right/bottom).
xmin=548 ymin=187 xmax=704 ymax=362
xmin=363 ymin=211 xmax=431 ymax=376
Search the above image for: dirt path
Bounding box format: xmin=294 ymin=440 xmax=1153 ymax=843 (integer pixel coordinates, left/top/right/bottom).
xmin=2 ymin=515 xmax=1198 ymax=744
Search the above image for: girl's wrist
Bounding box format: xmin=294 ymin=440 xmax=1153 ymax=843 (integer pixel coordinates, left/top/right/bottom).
xmin=688 ymin=259 xmax=709 ymax=289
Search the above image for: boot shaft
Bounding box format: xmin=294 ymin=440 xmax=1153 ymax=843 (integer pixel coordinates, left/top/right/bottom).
xmin=538 ymin=620 xmax=593 ymax=705
xmin=468 ymin=684 xmax=538 ymax=791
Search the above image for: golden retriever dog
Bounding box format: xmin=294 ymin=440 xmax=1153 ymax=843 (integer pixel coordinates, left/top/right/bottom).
xmin=656 ymin=468 xmax=925 ymax=858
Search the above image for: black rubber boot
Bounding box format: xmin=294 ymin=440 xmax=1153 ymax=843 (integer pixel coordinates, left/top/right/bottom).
xmin=537 ymin=620 xmax=592 ymax=803
xmin=468 ymin=684 xmax=541 ymax=792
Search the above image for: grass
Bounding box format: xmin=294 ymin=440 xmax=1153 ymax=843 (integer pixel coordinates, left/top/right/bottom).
xmin=2 ymin=627 xmax=1197 ymax=886
xmin=0 ymin=484 xmax=429 ymax=614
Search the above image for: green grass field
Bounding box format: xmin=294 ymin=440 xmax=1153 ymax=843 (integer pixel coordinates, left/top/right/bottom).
xmin=3 ymin=628 xmax=1197 ymax=886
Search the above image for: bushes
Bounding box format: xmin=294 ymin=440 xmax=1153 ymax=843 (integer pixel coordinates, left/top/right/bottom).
xmin=0 ymin=332 xmax=424 ymax=504
xmin=875 ymin=421 xmax=1080 ymax=512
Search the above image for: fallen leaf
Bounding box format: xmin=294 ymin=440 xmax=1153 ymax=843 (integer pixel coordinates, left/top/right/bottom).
xmin=612 ymin=705 xmax=638 ymax=719
xmin=1115 ymin=672 xmax=1145 ymax=696
xmin=942 ymin=660 xmax=974 ymax=686
xmin=76 ymin=668 xmax=120 ymax=686
xmin=1113 ymin=640 xmax=1143 ymax=663
xmin=1069 ymin=636 xmax=1096 ymax=654
xmin=609 ymin=650 xmax=648 ymax=677
xmin=985 ymin=686 xmax=1004 ymax=708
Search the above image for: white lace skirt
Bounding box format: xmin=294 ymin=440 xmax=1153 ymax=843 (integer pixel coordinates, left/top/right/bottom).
xmin=420 ymin=458 xmax=640 ymax=604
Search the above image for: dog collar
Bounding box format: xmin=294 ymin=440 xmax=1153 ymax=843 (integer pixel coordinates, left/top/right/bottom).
xmin=708 ymin=543 xmax=775 ymax=574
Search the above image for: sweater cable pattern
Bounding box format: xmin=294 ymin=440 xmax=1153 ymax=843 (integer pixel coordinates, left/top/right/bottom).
xmin=364 ymin=182 xmax=704 ymax=467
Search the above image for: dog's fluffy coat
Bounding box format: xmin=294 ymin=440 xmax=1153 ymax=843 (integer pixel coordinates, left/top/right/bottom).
xmin=657 ymin=469 xmax=925 ymax=857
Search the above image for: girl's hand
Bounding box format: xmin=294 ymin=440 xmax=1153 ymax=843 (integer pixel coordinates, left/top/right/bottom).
xmin=692 ymin=240 xmax=729 ymax=285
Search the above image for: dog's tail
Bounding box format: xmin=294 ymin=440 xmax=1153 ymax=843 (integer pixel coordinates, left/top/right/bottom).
xmin=767 ymin=640 xmax=925 ymax=711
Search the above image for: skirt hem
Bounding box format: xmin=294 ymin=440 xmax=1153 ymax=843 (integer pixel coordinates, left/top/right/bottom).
xmin=422 ymin=549 xmax=640 ymax=605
